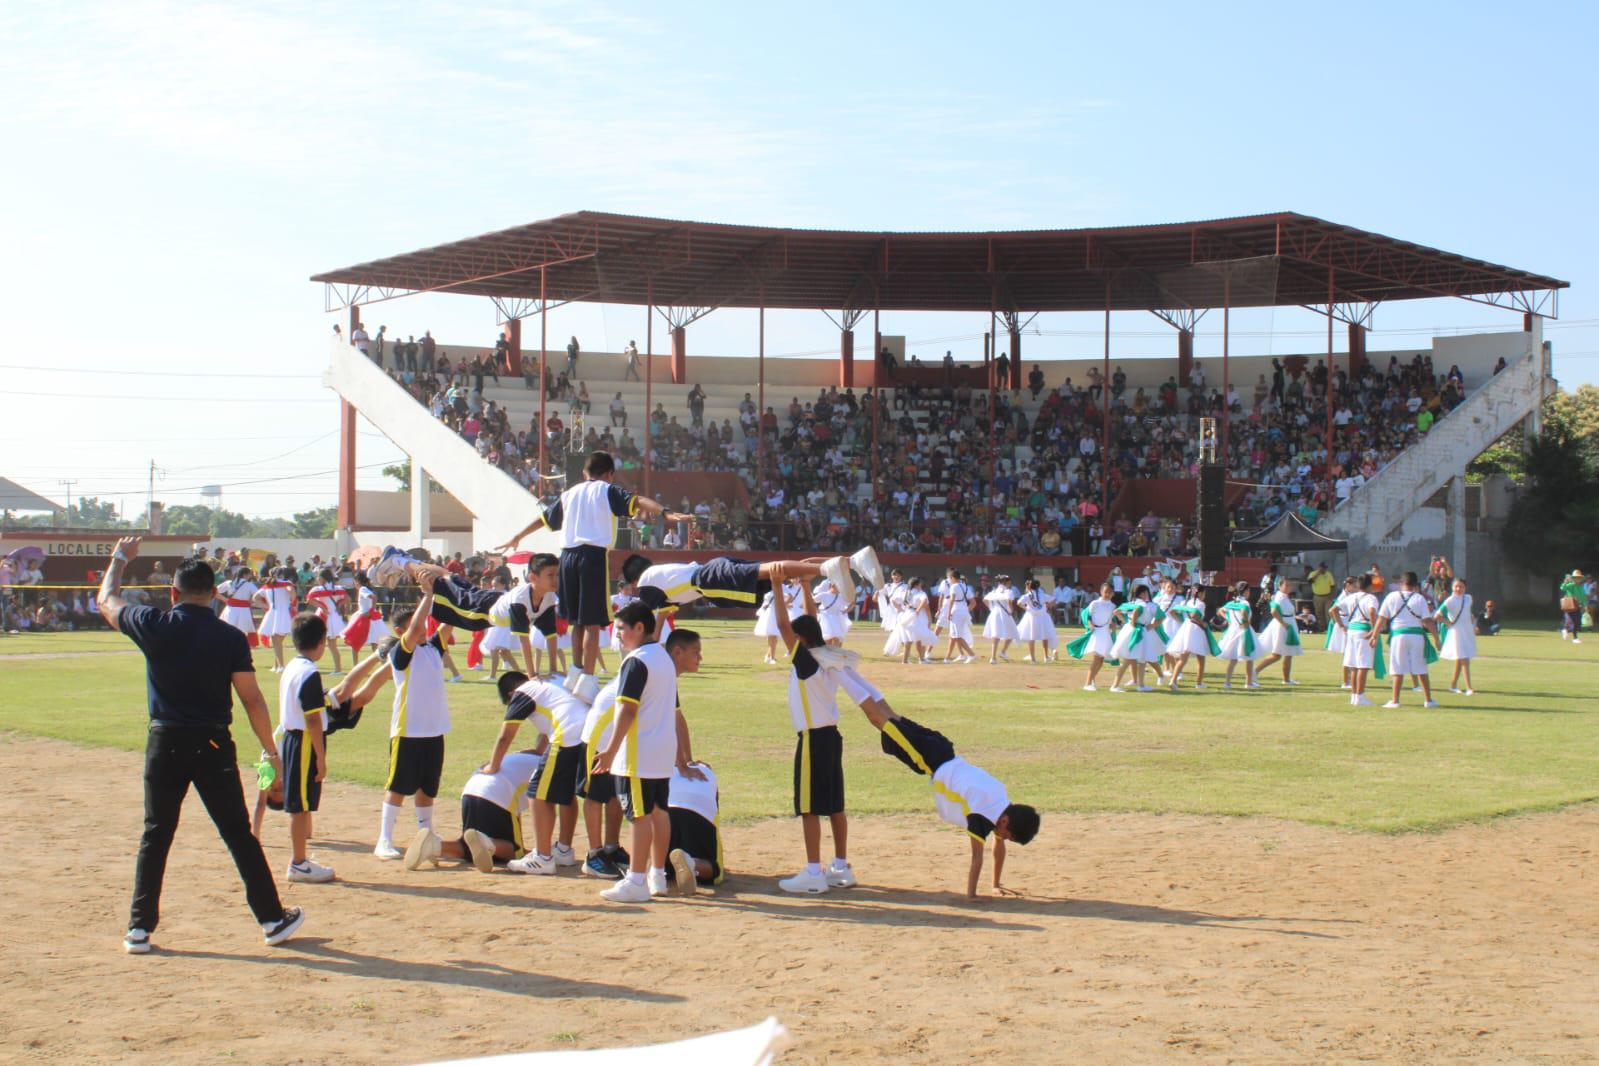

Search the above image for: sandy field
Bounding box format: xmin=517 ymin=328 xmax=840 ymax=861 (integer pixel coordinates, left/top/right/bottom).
xmin=2 ymin=734 xmax=1595 ymax=1064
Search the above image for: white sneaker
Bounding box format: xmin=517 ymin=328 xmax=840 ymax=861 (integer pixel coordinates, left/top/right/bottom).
xmin=287 ymin=858 xmax=336 ymax=883
xmin=1382 ymin=701 xmax=1401 ymax=709
xmin=1246 ymin=683 xmax=1261 ymax=690
xmin=1108 ymin=685 xmax=1124 ymax=693
xmin=1082 ymin=683 xmax=1097 ymax=692
xmin=262 ymin=906 xmax=306 ymax=946
xmin=463 ymin=829 xmax=495 ymax=873
xmin=551 ymin=842 xmax=580 ymax=867
xmin=1340 ymin=683 xmax=1352 ymax=690
xmin=825 ymin=863 xmax=858 ymax=888
xmin=1023 ymin=655 xmax=1036 ymax=663
xmin=763 ymin=655 xmax=777 ymax=665
xmin=124 ymin=928 xmax=151 ymax=954
xmin=778 ymin=868 xmax=831 ymax=894
xmin=1136 ymin=685 xmax=1154 ymax=693
xmin=1573 ymin=638 xmax=1582 ymax=645
xmin=821 ymin=555 xmax=855 ymax=605
xmin=1284 ymin=679 xmax=1300 ymax=686
xmin=373 ymin=838 xmax=402 ymax=861
xmin=647 ymin=869 xmax=670 ymax=897
xmin=849 ymin=546 xmax=885 ymax=589
xmin=1223 ymin=681 xmax=1233 ymax=689
xmin=404 ymin=829 xmax=442 ymax=870
xmin=507 ymin=852 xmax=556 ymax=875
xmin=1355 ymin=695 xmax=1375 ymax=706
xmin=1350 ymin=695 xmax=1362 ymax=706
xmin=1193 ymin=683 xmax=1206 ymax=689
xmin=1449 ymin=687 xmax=1461 ymax=694
xmin=601 ymin=878 xmax=653 ymax=903
xmin=1423 ymin=699 xmax=1439 ymax=709
xmin=668 ymin=848 xmax=697 ymax=896
xmin=1464 ymin=688 xmax=1474 ymax=696
xmin=998 ymin=652 xmax=1011 ymax=662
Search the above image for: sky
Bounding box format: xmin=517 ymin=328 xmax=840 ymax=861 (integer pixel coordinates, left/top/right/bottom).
xmin=2 ymin=0 xmax=1596 ymax=520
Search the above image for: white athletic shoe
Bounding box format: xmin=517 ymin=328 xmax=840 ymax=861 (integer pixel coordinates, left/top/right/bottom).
xmin=1449 ymin=687 xmax=1461 ymax=694
xmin=763 ymin=655 xmax=778 ymax=665
xmin=373 ymin=838 xmax=402 ymax=861
xmin=825 ymin=862 xmax=858 ymax=888
xmin=821 ymin=555 xmax=856 ymax=606
xmin=601 ymin=878 xmax=653 ymax=903
xmin=1024 ymin=655 xmax=1036 ymax=663
xmin=551 ymin=842 xmax=580 ymax=868
xmin=1136 ymin=685 xmax=1154 ymax=693
xmin=1423 ymin=699 xmax=1439 ymax=709
xmin=463 ymin=829 xmax=495 ymax=873
xmin=404 ymin=829 xmax=442 ymax=870
xmin=668 ymin=849 xmax=697 ymax=896
xmin=1382 ymin=701 xmax=1401 ymax=709
xmin=124 ymin=928 xmax=151 ymax=955
xmin=1575 ymin=638 xmax=1583 ymax=645
xmin=778 ymin=868 xmax=831 ymax=894
xmin=1283 ymin=679 xmax=1300 ymax=686
xmin=1350 ymin=695 xmax=1362 ymax=706
xmin=262 ymin=906 xmax=306 ymax=947
xmin=1168 ymin=683 xmax=1179 ymax=693
xmin=1108 ymin=685 xmax=1124 ymax=693
xmin=1082 ymin=683 xmax=1097 ymax=691
xmin=921 ymin=654 xmax=935 ymax=664
xmin=647 ymin=869 xmax=670 ymax=897
xmin=1246 ymin=683 xmax=1261 ymax=690
xmin=288 ymin=858 xmax=336 ymax=883
xmin=849 ymin=546 xmax=885 ymax=590
xmin=1355 ymin=695 xmax=1375 ymax=706
xmin=1193 ymin=683 xmax=1206 ymax=690
xmin=1340 ymin=683 xmax=1352 ymax=690
xmin=507 ymin=852 xmax=557 ymax=875
xmin=1464 ymin=688 xmax=1474 ymax=696
xmin=998 ymin=652 xmax=1011 ymax=662
xmin=1223 ymin=682 xmax=1233 ymax=689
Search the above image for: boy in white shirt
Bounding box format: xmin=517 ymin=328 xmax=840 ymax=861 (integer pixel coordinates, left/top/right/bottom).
xmin=375 ymin=572 xmax=452 ymax=860
xmin=492 ymin=673 xmax=592 ymax=874
xmin=591 ymin=604 xmax=704 ymax=903
xmin=276 ymin=614 xmax=334 ymax=884
xmin=665 ymin=760 xmax=724 ymax=896
xmin=405 ymin=750 xmax=547 ymax=872
xmin=620 ymin=547 xmax=883 ymax=621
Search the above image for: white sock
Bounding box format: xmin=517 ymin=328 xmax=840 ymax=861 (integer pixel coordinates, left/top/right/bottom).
xmin=831 ymin=857 xmax=849 ymax=870
xmin=627 ymin=871 xmax=645 ymax=886
xmin=417 ymin=806 xmax=434 ymax=830
xmin=649 ymin=866 xmax=666 ymax=881
xmin=806 ymin=862 xmax=823 ymax=876
xmin=379 ymin=802 xmax=401 ymax=843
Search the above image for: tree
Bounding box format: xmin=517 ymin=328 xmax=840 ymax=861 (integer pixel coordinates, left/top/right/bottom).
xmin=383 ymin=461 xmax=412 ymax=492
xmin=160 ymin=504 xmax=254 ymax=538
xmin=10 ymin=496 xmax=129 ymax=530
xmin=1500 ymin=411 xmax=1599 ymax=581
xmin=288 ymin=506 xmax=338 ymax=539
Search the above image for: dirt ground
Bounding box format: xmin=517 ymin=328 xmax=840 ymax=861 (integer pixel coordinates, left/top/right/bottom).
xmin=2 ymin=735 xmax=1595 ymax=1065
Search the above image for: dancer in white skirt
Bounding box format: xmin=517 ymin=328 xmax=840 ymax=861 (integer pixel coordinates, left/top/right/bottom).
xmin=1107 ymin=586 xmax=1165 ymax=691
xmin=752 ymin=585 xmax=784 ymax=664
xmin=1166 ymin=584 xmax=1217 ymax=689
xmin=938 ymin=569 xmax=978 ymax=663
xmin=1324 ymin=577 xmax=1358 ymax=689
xmin=305 ymin=568 xmax=350 ymax=674
xmin=1066 ymin=584 xmax=1120 ymax=690
xmin=217 ymin=567 xmax=259 ymax=645
xmin=1435 ymin=577 xmax=1478 ymax=695
xmin=1214 ymin=581 xmax=1260 ymax=689
xmin=1341 ymin=574 xmax=1381 ymax=706
xmin=1374 ymin=571 xmax=1439 ymax=709
xmin=344 ymin=572 xmax=392 ymax=651
xmin=877 ymin=569 xmax=905 ymax=632
xmin=814 ymin=580 xmax=853 ymax=645
xmin=1254 ymin=578 xmax=1303 ymax=685
xmin=479 ymin=576 xmax=521 ymax=680
xmin=1153 ymin=577 xmax=1183 ymax=676
xmin=983 ymin=576 xmax=1020 ymax=663
xmin=890 ymin=578 xmax=937 ymax=664
xmin=253 ymin=567 xmax=298 ymax=671
xmin=1015 ymin=580 xmax=1058 ymax=663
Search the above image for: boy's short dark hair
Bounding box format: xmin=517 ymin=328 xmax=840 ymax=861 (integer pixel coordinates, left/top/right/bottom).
xmin=174 ymin=559 xmax=216 ymax=594
xmin=614 ymin=600 xmax=656 ymax=636
xmin=1003 ymin=804 xmax=1040 ymax=845
xmin=791 ymin=614 xmax=824 ymax=647
xmin=291 ymin=612 xmax=327 ymax=652
xmin=663 ymin=628 xmax=700 ymax=654
xmin=391 ymin=607 xmax=415 ymax=632
xmin=584 ymin=451 xmax=616 ymax=478
xmin=528 ymin=552 xmax=558 ymax=578
xmin=619 ymin=553 xmax=653 ymax=586
xmin=496 ymin=671 xmax=529 ymax=704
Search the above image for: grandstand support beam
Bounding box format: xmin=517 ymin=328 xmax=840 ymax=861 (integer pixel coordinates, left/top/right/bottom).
xmin=1325 ymin=263 xmax=1335 ymax=477
xmin=840 ymin=329 xmax=854 ymax=388
xmin=1222 ymin=274 xmax=1232 ymax=463
xmin=1149 ymin=308 xmax=1207 ymax=387
xmin=645 ymin=276 xmax=654 ymax=500
xmin=538 ymin=267 xmax=548 ymax=494
xmin=757 ymin=290 xmax=766 ymax=485
xmin=671 ymin=326 xmax=686 ymax=385
xmin=338 ymin=306 xmax=359 ymax=529
xmin=871 ymin=304 xmax=880 ymax=500
xmin=1349 ymin=321 xmax=1367 ymax=376
xmin=502 ymin=318 xmax=521 ymax=377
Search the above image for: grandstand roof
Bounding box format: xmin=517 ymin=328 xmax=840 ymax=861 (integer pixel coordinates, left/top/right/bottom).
xmin=312 ymin=211 xmax=1566 ymax=318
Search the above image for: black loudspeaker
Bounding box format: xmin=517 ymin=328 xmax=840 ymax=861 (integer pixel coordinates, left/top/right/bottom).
xmin=1197 ymin=463 xmax=1227 ymax=572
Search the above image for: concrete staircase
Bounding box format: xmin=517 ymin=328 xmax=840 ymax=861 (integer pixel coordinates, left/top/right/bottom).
xmin=1320 ymin=331 xmax=1552 ymax=557
xmin=323 ymin=339 xmax=559 ymax=554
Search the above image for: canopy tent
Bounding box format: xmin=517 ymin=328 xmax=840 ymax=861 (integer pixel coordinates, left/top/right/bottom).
xmin=0 ymin=477 xmax=63 ymax=513
xmin=1232 ymin=511 xmax=1349 ymax=553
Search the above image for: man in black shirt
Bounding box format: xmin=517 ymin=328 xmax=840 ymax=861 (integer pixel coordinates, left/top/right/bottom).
xmin=98 ymin=537 xmax=305 ymax=954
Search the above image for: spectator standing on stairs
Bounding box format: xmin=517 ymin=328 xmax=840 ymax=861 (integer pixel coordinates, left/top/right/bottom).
xmin=624 ymin=341 xmax=641 ymax=382
xmin=567 ymin=336 xmax=580 ymax=377
xmin=688 ymin=384 xmax=706 ymax=428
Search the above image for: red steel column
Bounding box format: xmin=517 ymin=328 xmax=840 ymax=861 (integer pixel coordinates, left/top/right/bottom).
xmin=757 ymin=292 xmax=766 ymax=482
xmin=671 ymin=326 xmax=686 ymax=385
xmin=339 ymin=304 xmax=359 ymax=529
xmin=645 ymin=278 xmax=654 ymax=499
xmin=504 ymin=318 xmax=522 ymax=377
xmin=538 ymin=268 xmax=547 ymax=490
xmin=1101 ymin=285 xmax=1111 ymax=508
xmin=1009 ymin=325 xmax=1022 ymax=390
xmin=839 ymin=328 xmax=854 ymax=388
xmin=1177 ymin=328 xmax=1194 ymax=387
xmin=1348 ymin=321 xmax=1366 ymax=377
xmin=1222 ymin=276 xmax=1231 ymax=464
xmin=871 ymin=305 xmax=880 ymax=506
xmin=1326 ymin=264 xmax=1335 ymax=479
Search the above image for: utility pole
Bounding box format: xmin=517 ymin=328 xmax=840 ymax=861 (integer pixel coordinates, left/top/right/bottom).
xmin=147 ymin=460 xmax=163 ymax=530
xmin=58 ymin=479 xmax=77 ymax=525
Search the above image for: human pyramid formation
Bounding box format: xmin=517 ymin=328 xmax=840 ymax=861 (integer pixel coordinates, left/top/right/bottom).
xmin=259 ymin=451 xmax=1039 ymax=903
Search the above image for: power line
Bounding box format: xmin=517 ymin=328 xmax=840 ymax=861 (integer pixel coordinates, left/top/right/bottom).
xmin=5 ymin=390 xmax=330 ymax=403
xmin=0 ymin=364 xmax=323 ymax=379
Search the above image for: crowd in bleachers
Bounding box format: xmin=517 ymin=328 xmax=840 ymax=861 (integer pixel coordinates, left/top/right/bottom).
xmin=364 ymin=323 xmax=1479 ymax=556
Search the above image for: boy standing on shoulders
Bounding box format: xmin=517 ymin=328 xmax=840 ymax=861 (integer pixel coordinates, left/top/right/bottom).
xmin=375 ymin=572 xmax=451 ymax=860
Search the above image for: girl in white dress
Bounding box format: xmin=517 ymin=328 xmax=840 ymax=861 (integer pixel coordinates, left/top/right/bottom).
xmin=1015 ymin=580 xmax=1058 ymax=662
xmin=1435 ymin=577 xmax=1478 ymax=695
xmin=877 ymin=570 xmax=904 ymax=632
xmin=1109 ymin=586 xmax=1164 ymax=692
xmin=1214 ymin=581 xmax=1260 ymax=689
xmin=306 ymin=568 xmax=349 ymax=674
xmin=813 ymin=579 xmax=853 ymax=645
xmin=1375 ymin=571 xmax=1439 ymax=709
xmin=939 ymin=571 xmax=978 ymax=663
xmin=1153 ymin=577 xmax=1183 ymax=677
xmin=1341 ymin=574 xmax=1381 ymax=706
xmin=1166 ymin=583 xmax=1217 ymax=689
xmin=1066 ymin=583 xmax=1120 ymax=690
xmin=217 ymin=568 xmax=259 ymax=644
xmin=983 ymin=576 xmax=1021 ymax=663
xmin=891 ymin=578 xmax=937 ymax=664
xmin=752 ymin=587 xmax=783 ymax=663
xmin=1324 ymin=577 xmax=1357 ymax=689
xmin=1254 ymin=578 xmax=1303 ymax=685
xmin=253 ymin=567 xmax=298 ymax=671
xmin=479 ymin=576 xmax=520 ymax=679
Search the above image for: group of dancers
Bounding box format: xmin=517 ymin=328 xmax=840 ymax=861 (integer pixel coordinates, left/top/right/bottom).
xmin=861 ymin=569 xmax=1066 ymax=665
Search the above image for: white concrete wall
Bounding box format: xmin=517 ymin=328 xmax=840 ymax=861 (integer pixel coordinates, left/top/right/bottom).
xmin=354 ymin=489 xmax=471 ymax=530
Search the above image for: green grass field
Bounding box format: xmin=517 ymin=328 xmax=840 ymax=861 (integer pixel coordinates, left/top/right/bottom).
xmin=2 ymin=622 xmax=1594 ymax=832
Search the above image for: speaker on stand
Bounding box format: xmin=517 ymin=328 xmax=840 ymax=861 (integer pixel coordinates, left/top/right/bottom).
xmin=1196 ymin=417 xmax=1227 ymax=573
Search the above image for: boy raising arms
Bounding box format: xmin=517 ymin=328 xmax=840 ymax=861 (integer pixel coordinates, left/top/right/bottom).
xmin=375 ymin=572 xmax=452 ymax=860
xmin=591 ymin=604 xmax=704 ymax=902
xmin=770 ymin=565 xmax=878 ymax=895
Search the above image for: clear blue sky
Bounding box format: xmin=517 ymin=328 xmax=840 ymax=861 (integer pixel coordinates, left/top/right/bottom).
xmin=3 ymin=1 xmax=1594 ymax=518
